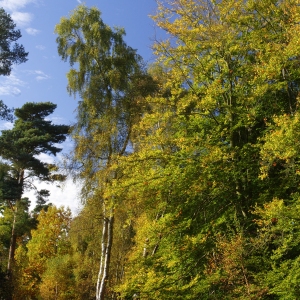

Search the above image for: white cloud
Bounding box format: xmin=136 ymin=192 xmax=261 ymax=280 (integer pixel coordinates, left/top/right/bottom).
xmin=26 ymin=27 xmax=40 ymax=35
xmin=0 ymin=121 xmax=14 ymax=130
xmin=0 ymin=86 xmax=21 ymax=96
xmin=36 ymin=153 xmax=55 ymax=164
xmin=26 ymin=70 xmax=50 ymax=81
xmin=0 ymin=0 xmax=36 ymax=11
xmin=0 ymin=72 xmax=25 ymax=96
xmin=77 ymin=0 xmax=82 ymax=3
xmin=11 ymin=11 xmax=32 ymax=27
xmin=25 ymin=138 xmax=81 ymax=214
xmin=0 ymin=0 xmax=39 ymax=28
xmin=20 ymin=137 xmax=79 ymax=213
xmin=25 ymin=177 xmax=82 ymax=215
xmin=36 ymin=75 xmax=50 ymax=81
xmin=36 ymin=45 xmax=45 ymax=50
xmin=46 ymin=116 xmax=66 ymax=125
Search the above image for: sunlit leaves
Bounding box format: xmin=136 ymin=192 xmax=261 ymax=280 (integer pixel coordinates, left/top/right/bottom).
xmin=116 ymin=0 xmax=300 ymax=299
xmin=15 ymin=206 xmax=72 ymax=298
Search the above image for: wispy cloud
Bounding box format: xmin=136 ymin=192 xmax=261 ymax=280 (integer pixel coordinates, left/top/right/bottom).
xmin=35 ymin=70 xmax=50 ymax=81
xmin=0 ymin=72 xmax=25 ymax=96
xmin=77 ymin=0 xmax=82 ymax=3
xmin=11 ymin=11 xmax=32 ymax=27
xmin=0 ymin=0 xmax=36 ymax=11
xmin=26 ymin=27 xmax=40 ymax=35
xmin=26 ymin=69 xmax=50 ymax=80
xmin=0 ymin=86 xmax=21 ymax=96
xmin=36 ymin=45 xmax=45 ymax=50
xmin=0 ymin=0 xmax=40 ymax=33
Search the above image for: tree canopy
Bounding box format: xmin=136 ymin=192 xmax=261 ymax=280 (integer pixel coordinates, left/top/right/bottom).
xmin=3 ymin=1 xmax=300 ymax=299
xmin=0 ymin=8 xmax=28 ymax=76
xmin=0 ymin=8 xmax=28 ymax=122
xmin=0 ymin=102 xmax=69 ymax=297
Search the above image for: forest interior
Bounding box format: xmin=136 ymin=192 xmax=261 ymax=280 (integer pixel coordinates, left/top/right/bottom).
xmin=1 ymin=0 xmax=300 ymax=299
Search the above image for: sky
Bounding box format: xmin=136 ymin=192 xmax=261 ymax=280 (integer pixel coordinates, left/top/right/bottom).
xmin=0 ymin=0 xmax=162 ymax=214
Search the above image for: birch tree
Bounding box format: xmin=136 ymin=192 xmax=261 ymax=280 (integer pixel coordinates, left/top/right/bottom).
xmin=55 ymin=5 xmax=156 ymax=299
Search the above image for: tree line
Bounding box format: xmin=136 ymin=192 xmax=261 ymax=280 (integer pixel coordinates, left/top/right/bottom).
xmin=1 ymin=1 xmax=300 ymax=299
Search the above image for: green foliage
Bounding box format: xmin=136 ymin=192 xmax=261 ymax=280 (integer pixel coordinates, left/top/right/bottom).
xmin=27 ymin=1 xmax=300 ymax=299
xmin=0 ymin=102 xmax=69 ymax=297
xmin=0 ymin=8 xmax=28 ymax=76
xmin=55 ymin=4 xmax=156 ymax=181
xmin=0 ymin=101 xmax=70 ymax=203
xmin=68 ymin=199 xmax=103 ymax=299
xmin=14 ymin=206 xmax=72 ymax=299
xmin=56 ymin=6 xmax=157 ymax=299
xmin=0 ymin=100 xmax=14 ymax=122
xmin=0 ymin=7 xmax=28 ymax=122
xmin=39 ymin=255 xmax=76 ymax=300
xmin=113 ymin=0 xmax=300 ymax=299
xmin=32 ymin=189 xmax=52 ymax=213
xmin=252 ymin=196 xmax=300 ymax=299
xmin=0 ymin=102 xmax=69 ymax=176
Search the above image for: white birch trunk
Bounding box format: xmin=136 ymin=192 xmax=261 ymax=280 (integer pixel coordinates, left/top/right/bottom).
xmin=96 ymin=204 xmax=107 ymax=300
xmin=96 ymin=207 xmax=114 ymax=300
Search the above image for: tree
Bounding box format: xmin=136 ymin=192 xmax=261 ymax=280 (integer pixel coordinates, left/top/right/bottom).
xmin=55 ymin=5 xmax=156 ymax=299
xmin=0 ymin=100 xmax=14 ymax=122
xmin=0 ymin=8 xmax=28 ymax=122
xmin=0 ymin=8 xmax=28 ymax=76
xmin=114 ymin=0 xmax=300 ymax=298
xmin=14 ymin=206 xmax=72 ymax=299
xmin=45 ymin=1 xmax=300 ymax=298
xmin=0 ymin=197 xmax=36 ymax=298
xmin=0 ymin=102 xmax=69 ymax=283
xmin=251 ymin=196 xmax=300 ymax=299
xmin=68 ymin=198 xmax=104 ymax=300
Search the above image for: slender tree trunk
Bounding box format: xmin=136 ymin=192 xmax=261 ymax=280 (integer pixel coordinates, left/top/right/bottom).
xmin=99 ymin=215 xmax=114 ymax=300
xmin=6 ymin=208 xmax=17 ymax=300
xmin=96 ymin=206 xmax=114 ymax=300
xmin=7 ymin=170 xmax=24 ymax=277
xmin=7 ymin=208 xmax=17 ymax=277
xmin=96 ymin=206 xmax=107 ymax=298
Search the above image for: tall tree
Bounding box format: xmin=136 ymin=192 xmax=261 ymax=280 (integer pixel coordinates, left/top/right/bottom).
xmin=0 ymin=102 xmax=69 ymax=282
xmin=55 ymin=5 xmax=156 ymax=299
xmin=114 ymin=0 xmax=300 ymax=298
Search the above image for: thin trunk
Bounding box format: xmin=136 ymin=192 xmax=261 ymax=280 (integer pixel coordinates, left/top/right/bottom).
xmin=96 ymin=208 xmax=114 ymax=300
xmin=99 ymin=214 xmax=114 ymax=300
xmin=7 ymin=207 xmax=17 ymax=278
xmin=7 ymin=169 xmax=24 ymax=299
xmin=96 ymin=204 xmax=108 ymax=300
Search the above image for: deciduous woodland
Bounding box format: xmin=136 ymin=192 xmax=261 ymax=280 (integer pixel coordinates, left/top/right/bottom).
xmin=1 ymin=0 xmax=300 ymax=299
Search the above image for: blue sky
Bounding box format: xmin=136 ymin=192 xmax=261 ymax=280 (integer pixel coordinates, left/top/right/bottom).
xmin=0 ymin=0 xmax=160 ymax=122
xmin=0 ymin=0 xmax=162 ymax=213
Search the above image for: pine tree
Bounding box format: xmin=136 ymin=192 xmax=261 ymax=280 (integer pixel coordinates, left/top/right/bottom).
xmin=0 ymin=102 xmax=69 ymax=292
xmin=0 ymin=8 xmax=28 ymax=121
